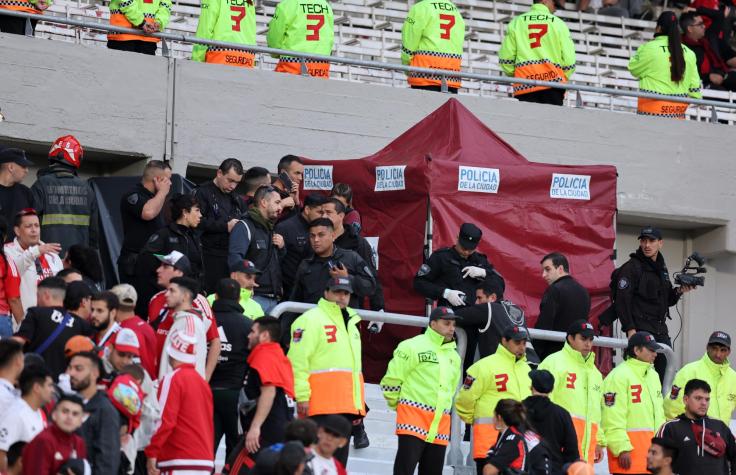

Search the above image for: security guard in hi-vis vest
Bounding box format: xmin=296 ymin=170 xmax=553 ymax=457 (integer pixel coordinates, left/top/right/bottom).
xmin=0 ymin=0 xmax=49 ymax=35
xmin=192 ymin=0 xmax=256 ymax=67
xmin=401 ymin=0 xmax=465 ymax=93
xmin=266 ymin=0 xmax=334 ymax=78
xmin=498 ymin=0 xmax=575 ymax=106
xmin=107 ymin=0 xmax=172 ymax=55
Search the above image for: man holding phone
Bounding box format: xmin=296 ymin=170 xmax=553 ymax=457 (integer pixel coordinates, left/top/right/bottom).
xmin=273 ymin=155 xmax=304 ymax=222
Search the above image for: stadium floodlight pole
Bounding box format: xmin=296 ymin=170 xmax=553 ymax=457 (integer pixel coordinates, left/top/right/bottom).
xmin=3 ymin=9 xmax=736 ymax=115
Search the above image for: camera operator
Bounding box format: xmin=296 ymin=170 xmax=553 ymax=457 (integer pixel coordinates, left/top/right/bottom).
xmin=612 ymin=226 xmax=695 ymax=382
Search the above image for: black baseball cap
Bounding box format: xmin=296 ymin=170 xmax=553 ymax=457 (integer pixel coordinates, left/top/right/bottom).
xmin=628 ymin=331 xmax=660 ymax=351
xmin=319 ymin=414 xmax=352 ymax=439
xmin=0 ymin=147 xmax=32 ymax=167
xmin=458 ymin=223 xmax=482 ymax=250
xmin=638 ymin=226 xmax=662 ymax=240
xmin=229 ymin=259 xmax=261 ymax=275
xmin=567 ymin=319 xmax=595 ymax=339
xmin=651 ymin=437 xmax=680 ymax=456
xmin=503 ymin=325 xmax=529 ymax=341
xmin=325 ymin=276 xmax=353 ymax=293
xmin=155 ymin=251 xmax=192 ymax=274
xmin=529 ymin=369 xmax=555 ymax=394
xmin=429 ymin=306 xmax=462 ymax=321
xmin=708 ymin=331 xmax=731 ymax=349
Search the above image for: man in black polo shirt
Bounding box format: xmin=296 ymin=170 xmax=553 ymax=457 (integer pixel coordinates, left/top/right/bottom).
xmin=243 ymin=316 xmax=295 ymax=453
xmin=0 ymin=147 xmax=33 ymax=241
xmin=15 ymin=277 xmax=94 ymax=380
xmin=210 ymin=278 xmax=252 ymax=458
xmin=118 ymin=160 xmax=171 ymax=285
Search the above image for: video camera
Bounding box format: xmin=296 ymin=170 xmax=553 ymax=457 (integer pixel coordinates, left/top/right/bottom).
xmin=674 ymin=252 xmax=707 ymax=287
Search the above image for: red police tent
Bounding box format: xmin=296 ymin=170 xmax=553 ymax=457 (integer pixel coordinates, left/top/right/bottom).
xmin=301 ymin=98 xmax=617 ymax=382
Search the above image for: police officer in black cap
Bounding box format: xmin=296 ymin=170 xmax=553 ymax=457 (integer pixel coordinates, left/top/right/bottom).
xmin=0 ymin=146 xmax=34 ymax=241
xmin=611 ymin=225 xmax=695 ymax=382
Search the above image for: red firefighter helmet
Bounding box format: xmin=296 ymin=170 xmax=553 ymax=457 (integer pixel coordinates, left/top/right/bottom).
xmin=48 ymin=135 xmax=83 ymax=168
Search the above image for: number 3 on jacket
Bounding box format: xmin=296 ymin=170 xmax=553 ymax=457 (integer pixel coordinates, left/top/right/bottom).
xmin=324 ymin=325 xmax=337 ymax=343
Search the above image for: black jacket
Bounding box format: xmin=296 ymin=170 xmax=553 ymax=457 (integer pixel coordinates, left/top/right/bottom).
xmin=535 ymin=275 xmax=590 ymax=360
xmin=523 ymin=396 xmax=579 ymax=474
xmin=193 ymin=181 xmax=247 ymax=256
xmin=657 ymin=414 xmax=736 ymax=475
xmin=413 ymin=246 xmax=505 ymax=310
xmin=228 ymin=213 xmax=284 ymax=297
xmin=274 ymin=213 xmax=312 ymax=299
xmin=31 ymin=163 xmax=99 ymax=255
xmin=613 ymin=249 xmax=680 ymax=335
xmin=334 ymin=226 xmax=385 ymax=310
xmin=78 ymin=391 xmax=121 ymax=475
xmin=134 ymin=222 xmax=204 ymax=315
xmin=289 ymin=246 xmax=376 ymax=308
xmin=210 ymin=298 xmax=252 ymax=389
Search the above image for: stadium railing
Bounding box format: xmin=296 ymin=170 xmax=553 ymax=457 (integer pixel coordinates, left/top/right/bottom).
xmin=270 ymin=301 xmax=676 ymax=474
xmin=3 ymin=10 xmax=736 ymax=124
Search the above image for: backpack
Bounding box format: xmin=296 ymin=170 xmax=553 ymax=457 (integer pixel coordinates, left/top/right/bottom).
xmin=599 ymin=258 xmax=642 ymax=327
xmin=503 ymin=431 xmax=551 ymax=475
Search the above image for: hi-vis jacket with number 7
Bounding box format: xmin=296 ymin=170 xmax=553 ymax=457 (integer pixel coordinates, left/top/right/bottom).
xmin=192 ymin=0 xmax=256 ymax=67
xmin=601 ymin=357 xmax=664 ymax=474
xmin=287 ymin=298 xmax=365 ymax=417
xmin=401 ymin=0 xmax=465 ymax=88
xmin=108 ymin=0 xmax=171 ymax=43
xmin=266 ymin=0 xmax=334 ymax=78
xmin=498 ymin=3 xmax=575 ymax=96
xmin=455 ymin=344 xmax=532 ymax=460
xmin=538 ymin=342 xmax=606 ymax=463
xmin=380 ymin=327 xmax=461 ymax=446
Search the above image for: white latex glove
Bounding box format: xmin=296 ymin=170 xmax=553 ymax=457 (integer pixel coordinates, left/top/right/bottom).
xmin=443 ymin=289 xmax=466 ymax=307
xmin=368 ymin=321 xmax=384 ymax=333
xmin=462 ymin=266 xmax=487 ymax=280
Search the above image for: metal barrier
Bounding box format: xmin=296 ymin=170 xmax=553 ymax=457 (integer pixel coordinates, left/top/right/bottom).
xmin=269 ymin=302 xmax=676 ymax=474
xmin=2 ymin=9 xmax=736 ymax=123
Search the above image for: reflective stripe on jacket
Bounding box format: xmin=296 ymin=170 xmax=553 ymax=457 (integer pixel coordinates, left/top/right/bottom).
xmin=664 ymin=353 xmax=736 ymax=425
xmin=266 ymin=0 xmax=334 ymax=75
xmin=287 ymin=298 xmax=365 ymax=417
xmin=0 ymin=0 xmax=46 ymax=15
xmin=538 ymin=342 xmax=606 ymax=463
xmin=401 ymin=0 xmax=465 ymax=88
xmin=498 ymin=3 xmax=575 ymax=96
xmin=192 ymin=0 xmax=256 ymax=65
xmin=455 ymin=344 xmax=532 ymax=459
xmin=628 ymin=35 xmax=701 ymax=118
xmin=602 ymin=357 xmax=664 ymax=474
xmin=108 ymin=0 xmax=171 ymax=42
xmin=380 ymin=327 xmax=461 ymax=445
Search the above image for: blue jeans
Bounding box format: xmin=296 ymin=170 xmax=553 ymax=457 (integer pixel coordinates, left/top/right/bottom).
xmin=0 ymin=315 xmax=13 ymax=338
xmin=252 ymin=295 xmax=279 ymax=315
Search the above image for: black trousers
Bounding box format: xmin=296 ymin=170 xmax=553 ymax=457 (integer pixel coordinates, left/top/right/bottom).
xmin=0 ymin=16 xmax=36 ymax=35
xmin=393 ymin=435 xmax=447 ymax=475
xmin=203 ymin=252 xmax=229 ymax=294
xmin=107 ymin=39 xmax=157 ymax=55
xmin=213 ymin=388 xmax=241 ymax=459
xmin=517 ymin=88 xmax=565 ymax=106
xmin=411 ymin=85 xmax=459 ymax=94
xmin=652 ymin=333 xmax=672 ymax=384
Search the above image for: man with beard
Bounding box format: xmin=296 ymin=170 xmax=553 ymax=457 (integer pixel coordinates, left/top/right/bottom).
xmin=66 ymin=351 xmax=120 ymax=475
xmin=228 ymin=186 xmax=284 ymax=314
xmin=89 ymin=291 xmax=120 ymax=351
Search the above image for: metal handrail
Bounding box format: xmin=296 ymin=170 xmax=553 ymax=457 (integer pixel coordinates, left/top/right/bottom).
xmin=3 ymin=9 xmax=736 ymax=115
xmin=269 ymin=302 xmax=675 ymax=473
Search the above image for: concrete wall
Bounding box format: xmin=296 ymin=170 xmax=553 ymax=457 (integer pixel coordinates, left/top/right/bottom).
xmin=2 ymin=33 xmax=734 ymax=364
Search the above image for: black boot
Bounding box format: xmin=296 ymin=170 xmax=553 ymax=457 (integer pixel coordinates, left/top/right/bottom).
xmin=352 ymin=421 xmax=370 ymax=449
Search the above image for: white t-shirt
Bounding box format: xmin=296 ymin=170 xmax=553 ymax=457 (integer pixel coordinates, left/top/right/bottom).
xmin=158 ymin=311 xmax=208 ymax=380
xmin=0 ymin=378 xmax=18 ymax=422
xmin=0 ymin=398 xmax=46 ymax=450
xmin=309 ymin=453 xmax=340 ymax=475
xmin=4 ymin=239 xmax=63 ymax=311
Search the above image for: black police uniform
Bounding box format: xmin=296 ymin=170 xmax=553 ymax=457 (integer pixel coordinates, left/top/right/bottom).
xmin=289 ymin=246 xmax=377 ymax=308
xmin=117 ymin=183 xmax=165 ymax=285
xmin=334 ymin=226 xmax=385 ymax=311
xmin=210 ymin=298 xmax=252 ymax=457
xmin=534 ymin=275 xmax=591 ymax=360
xmin=413 ymin=247 xmax=504 ymax=309
xmin=274 ymin=213 xmax=312 ymax=299
xmin=614 ymin=247 xmax=681 ymax=380
xmin=0 ymin=183 xmax=32 ymax=241
xmin=192 ymin=181 xmax=248 ymax=293
xmin=228 ymin=211 xmax=284 ymax=300
xmin=658 ymin=414 xmax=736 ymax=475
xmin=133 ymin=223 xmax=204 ymax=316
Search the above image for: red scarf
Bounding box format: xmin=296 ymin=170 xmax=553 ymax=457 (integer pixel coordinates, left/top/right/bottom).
xmin=247 ymin=342 xmax=295 ymax=399
xmin=682 ymin=34 xmax=727 ymax=75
